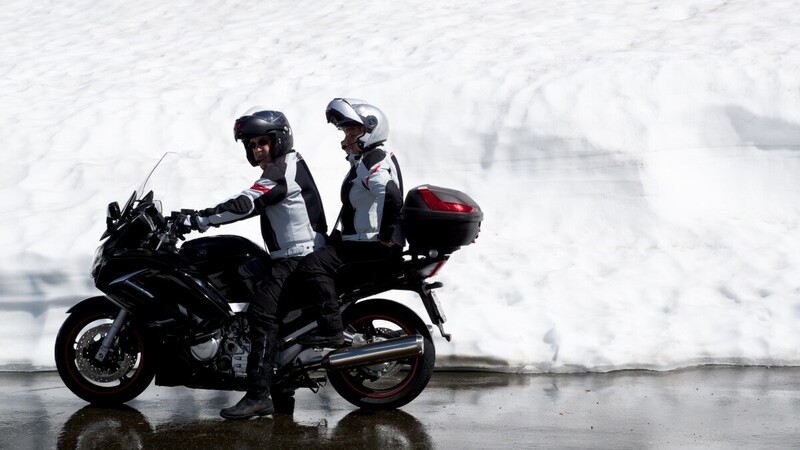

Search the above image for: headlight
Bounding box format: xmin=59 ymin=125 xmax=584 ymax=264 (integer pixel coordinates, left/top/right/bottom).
xmin=91 ymin=244 xmax=104 ymax=276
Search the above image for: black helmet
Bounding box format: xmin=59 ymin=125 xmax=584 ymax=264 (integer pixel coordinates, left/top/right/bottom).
xmin=233 ymin=109 xmax=294 ymax=166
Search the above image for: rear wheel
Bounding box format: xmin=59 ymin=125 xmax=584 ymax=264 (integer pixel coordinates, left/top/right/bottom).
xmin=328 ymin=299 xmax=435 ymax=410
xmin=54 ymin=300 xmax=156 ymax=406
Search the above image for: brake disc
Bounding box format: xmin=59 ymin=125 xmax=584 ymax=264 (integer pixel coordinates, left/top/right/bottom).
xmin=75 ymin=323 xmax=136 ymax=383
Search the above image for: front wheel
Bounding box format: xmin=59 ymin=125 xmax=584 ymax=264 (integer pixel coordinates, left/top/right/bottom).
xmin=328 ymin=299 xmax=436 ymax=410
xmin=54 ymin=299 xmax=156 ymax=406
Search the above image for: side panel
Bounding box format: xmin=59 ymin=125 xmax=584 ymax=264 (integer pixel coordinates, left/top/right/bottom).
xmin=95 ymin=251 xmax=232 ymax=326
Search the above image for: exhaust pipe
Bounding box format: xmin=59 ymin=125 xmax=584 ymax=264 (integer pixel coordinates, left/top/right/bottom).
xmin=320 ymin=335 xmax=424 ymax=370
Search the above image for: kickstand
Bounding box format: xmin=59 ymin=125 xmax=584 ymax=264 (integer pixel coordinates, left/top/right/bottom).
xmin=294 ymin=363 xmax=326 ymax=394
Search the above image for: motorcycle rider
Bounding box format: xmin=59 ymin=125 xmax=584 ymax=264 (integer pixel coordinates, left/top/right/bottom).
xmin=182 ymin=108 xmax=327 ymax=419
xmin=290 ymin=98 xmax=404 ymax=347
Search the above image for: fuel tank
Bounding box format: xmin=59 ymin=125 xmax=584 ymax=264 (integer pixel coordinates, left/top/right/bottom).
xmin=179 ymin=235 xmax=269 ymax=303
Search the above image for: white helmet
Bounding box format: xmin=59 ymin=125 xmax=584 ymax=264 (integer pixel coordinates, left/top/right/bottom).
xmin=325 ymin=98 xmax=389 ymax=150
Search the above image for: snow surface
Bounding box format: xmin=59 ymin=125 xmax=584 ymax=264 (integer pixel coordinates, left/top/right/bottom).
xmin=3 ymin=0 xmax=800 ymax=372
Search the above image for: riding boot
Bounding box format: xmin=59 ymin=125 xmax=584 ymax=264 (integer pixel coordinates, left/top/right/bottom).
xmin=219 ymin=390 xmax=274 ymax=420
xmin=297 ymin=327 xmax=344 ymax=347
xmin=220 ymin=326 xmax=276 ymax=420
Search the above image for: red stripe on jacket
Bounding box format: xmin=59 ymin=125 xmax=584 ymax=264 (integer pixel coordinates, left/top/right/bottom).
xmin=250 ymin=183 xmax=271 ymax=194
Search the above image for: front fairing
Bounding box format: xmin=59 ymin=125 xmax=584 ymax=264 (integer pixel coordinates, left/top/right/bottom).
xmin=89 ymin=153 xmax=269 ymax=325
xmin=93 ymin=249 xmax=234 ymax=326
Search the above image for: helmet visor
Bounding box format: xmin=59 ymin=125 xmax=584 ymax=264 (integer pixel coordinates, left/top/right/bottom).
xmin=325 ymin=99 xmax=363 ymax=128
xmin=234 ymin=116 xmax=268 ymax=141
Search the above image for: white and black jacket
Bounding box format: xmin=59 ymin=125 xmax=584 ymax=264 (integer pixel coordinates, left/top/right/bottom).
xmin=339 ymin=148 xmax=404 ymax=246
xmin=195 ymin=151 xmax=328 ymax=259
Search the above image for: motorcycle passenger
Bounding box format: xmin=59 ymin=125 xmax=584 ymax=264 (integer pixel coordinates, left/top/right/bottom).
xmin=181 ymin=108 xmax=327 ymax=420
xmin=290 ymin=98 xmax=404 ymax=347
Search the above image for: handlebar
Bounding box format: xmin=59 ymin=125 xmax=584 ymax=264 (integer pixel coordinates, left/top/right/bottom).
xmin=153 ymin=212 xmax=189 ymax=250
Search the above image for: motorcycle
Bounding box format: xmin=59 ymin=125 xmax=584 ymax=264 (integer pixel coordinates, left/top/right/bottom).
xmin=55 ymin=153 xmax=483 ymax=411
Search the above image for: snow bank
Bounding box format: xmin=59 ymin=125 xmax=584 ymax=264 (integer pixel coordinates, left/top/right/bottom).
xmin=2 ymin=0 xmax=800 ymax=371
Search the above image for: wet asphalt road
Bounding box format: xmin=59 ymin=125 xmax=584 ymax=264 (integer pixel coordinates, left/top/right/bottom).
xmin=1 ymin=367 xmax=799 ymax=449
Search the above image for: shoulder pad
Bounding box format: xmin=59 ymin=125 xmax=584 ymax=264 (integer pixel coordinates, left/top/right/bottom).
xmin=261 ymin=158 xmax=288 ymax=181
xmin=360 ymin=149 xmax=387 ymax=169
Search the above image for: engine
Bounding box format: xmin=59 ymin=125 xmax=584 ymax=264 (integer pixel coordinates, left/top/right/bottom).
xmin=189 ymin=316 xmax=251 ymax=378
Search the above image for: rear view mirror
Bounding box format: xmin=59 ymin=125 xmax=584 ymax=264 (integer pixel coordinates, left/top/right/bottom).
xmin=106 ymin=201 xmax=121 ymax=228
xmin=102 ymin=202 xmax=122 ymax=240
xmin=108 ymin=202 xmax=121 ymax=220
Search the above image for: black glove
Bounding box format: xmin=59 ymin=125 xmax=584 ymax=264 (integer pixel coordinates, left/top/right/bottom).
xmin=172 ymin=212 xmax=192 ymax=235
xmin=175 ymin=210 xmax=208 ymax=234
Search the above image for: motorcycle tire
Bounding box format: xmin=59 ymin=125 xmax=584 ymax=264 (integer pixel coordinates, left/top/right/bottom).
xmin=54 ymin=300 xmax=156 ymax=406
xmin=327 ymin=299 xmax=436 ymax=410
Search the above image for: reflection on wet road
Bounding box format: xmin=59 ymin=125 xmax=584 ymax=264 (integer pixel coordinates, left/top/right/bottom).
xmin=1 ymin=368 xmax=799 ymax=449
xmin=56 ymin=405 xmax=432 ymax=449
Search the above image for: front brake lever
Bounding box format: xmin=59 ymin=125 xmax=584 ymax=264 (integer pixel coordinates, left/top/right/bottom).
xmin=171 ymin=219 xmax=186 ymax=241
xmin=167 ymin=211 xmax=188 ymax=241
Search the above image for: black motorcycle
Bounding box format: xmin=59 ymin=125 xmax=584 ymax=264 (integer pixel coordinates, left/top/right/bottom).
xmin=55 ymin=154 xmax=482 ymax=411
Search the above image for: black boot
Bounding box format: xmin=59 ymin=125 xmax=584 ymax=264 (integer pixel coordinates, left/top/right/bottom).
xmin=297 ymin=329 xmax=344 ymax=347
xmin=298 ymin=310 xmax=344 ymax=347
xmin=220 ymin=391 xmax=275 ymax=420
xmin=271 ymin=387 xmax=296 ymax=415
xmin=221 ymin=325 xmax=277 ymax=420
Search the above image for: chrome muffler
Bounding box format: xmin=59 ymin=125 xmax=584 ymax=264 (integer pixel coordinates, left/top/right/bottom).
xmin=324 ymin=335 xmax=424 ymax=369
xmin=317 ymin=335 xmax=424 ymax=370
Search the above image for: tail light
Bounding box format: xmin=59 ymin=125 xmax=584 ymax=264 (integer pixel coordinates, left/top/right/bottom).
xmin=417 ymin=187 xmax=476 ymax=213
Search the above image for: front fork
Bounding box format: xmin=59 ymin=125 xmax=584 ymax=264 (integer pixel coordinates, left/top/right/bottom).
xmin=94 ymin=309 xmax=129 ymax=361
xmin=416 ymin=282 xmax=451 ymax=342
